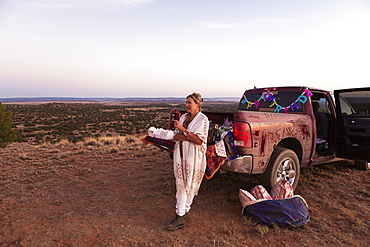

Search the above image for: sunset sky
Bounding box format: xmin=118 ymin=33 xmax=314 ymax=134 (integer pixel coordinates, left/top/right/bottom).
xmin=1 ymin=0 xmax=369 ymax=98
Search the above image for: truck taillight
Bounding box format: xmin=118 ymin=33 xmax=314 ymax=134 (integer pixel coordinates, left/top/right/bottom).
xmin=233 ymin=122 xmax=252 ymax=147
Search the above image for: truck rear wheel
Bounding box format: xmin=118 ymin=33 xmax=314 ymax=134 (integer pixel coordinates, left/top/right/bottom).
xmin=259 ymin=147 xmax=300 ymax=191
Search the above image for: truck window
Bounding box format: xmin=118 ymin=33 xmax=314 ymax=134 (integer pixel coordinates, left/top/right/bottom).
xmin=339 ymin=91 xmax=370 ymax=115
xmin=339 ymin=97 xmax=355 ymax=115
xmin=311 ymin=93 xmax=332 ymax=115
xmin=238 ymin=90 xmax=304 ymax=113
xmin=317 ymin=98 xmax=328 ymax=113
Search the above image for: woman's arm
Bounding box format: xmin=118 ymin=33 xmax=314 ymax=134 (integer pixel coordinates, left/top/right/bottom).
xmin=173 ymin=120 xmax=203 ymax=145
xmin=173 ymin=133 xmax=187 ymax=141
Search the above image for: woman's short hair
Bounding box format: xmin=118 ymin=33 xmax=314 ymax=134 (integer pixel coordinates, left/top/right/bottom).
xmin=187 ymin=92 xmax=203 ymax=104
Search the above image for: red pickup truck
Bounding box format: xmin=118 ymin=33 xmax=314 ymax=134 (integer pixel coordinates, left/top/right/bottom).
xmin=144 ymin=86 xmax=370 ymax=190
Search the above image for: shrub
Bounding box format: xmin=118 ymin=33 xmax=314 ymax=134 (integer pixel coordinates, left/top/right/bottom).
xmin=84 ymin=137 xmax=100 ymax=147
xmin=0 ymin=103 xmax=17 ymax=148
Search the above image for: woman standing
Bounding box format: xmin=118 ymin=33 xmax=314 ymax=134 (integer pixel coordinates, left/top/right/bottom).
xmin=165 ymin=92 xmax=209 ymax=231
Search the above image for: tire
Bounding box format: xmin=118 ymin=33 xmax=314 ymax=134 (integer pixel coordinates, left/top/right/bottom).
xmin=259 ymin=147 xmax=300 ymax=191
xmin=354 ymin=161 xmax=370 ymax=171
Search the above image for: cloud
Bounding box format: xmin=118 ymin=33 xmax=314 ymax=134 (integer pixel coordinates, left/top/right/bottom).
xmin=194 ymin=16 xmax=300 ymax=32
xmin=198 ymin=21 xmax=241 ymax=30
xmin=25 ymin=0 xmax=155 ymax=10
xmin=259 ymin=17 xmax=300 ymax=26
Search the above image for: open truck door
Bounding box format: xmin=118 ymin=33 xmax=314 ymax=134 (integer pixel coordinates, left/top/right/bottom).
xmin=334 ymin=87 xmax=370 ymax=170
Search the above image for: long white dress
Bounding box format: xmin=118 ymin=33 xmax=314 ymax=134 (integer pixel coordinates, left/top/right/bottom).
xmin=173 ymin=112 xmax=209 ymax=215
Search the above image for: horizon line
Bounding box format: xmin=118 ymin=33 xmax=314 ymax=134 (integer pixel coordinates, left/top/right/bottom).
xmin=0 ymin=96 xmax=240 ymax=103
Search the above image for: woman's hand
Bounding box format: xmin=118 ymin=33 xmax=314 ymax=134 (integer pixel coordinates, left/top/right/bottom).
xmin=173 ymin=120 xmax=186 ymax=133
xmin=173 ymin=120 xmax=203 ymax=145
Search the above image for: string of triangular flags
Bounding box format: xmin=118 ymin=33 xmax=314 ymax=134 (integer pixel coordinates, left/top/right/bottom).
xmin=241 ymin=89 xmax=313 ymax=113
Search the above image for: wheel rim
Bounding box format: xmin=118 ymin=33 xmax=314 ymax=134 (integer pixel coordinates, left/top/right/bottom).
xmin=276 ymin=158 xmax=296 ymax=185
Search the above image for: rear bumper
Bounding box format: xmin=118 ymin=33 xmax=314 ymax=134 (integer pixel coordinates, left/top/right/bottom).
xmin=221 ymin=155 xmax=253 ymax=174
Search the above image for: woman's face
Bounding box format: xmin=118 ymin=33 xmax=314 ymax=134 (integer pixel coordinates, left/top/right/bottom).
xmin=186 ymin=97 xmax=200 ymax=115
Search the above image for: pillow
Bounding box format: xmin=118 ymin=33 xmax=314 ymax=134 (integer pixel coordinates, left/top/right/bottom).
xmin=270 ymin=180 xmax=294 ymax=200
xmin=251 ymin=185 xmax=272 ymax=200
xmin=239 ymin=189 xmax=257 ymax=207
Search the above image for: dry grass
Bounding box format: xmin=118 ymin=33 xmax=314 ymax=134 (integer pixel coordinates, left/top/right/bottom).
xmin=41 ymin=135 xmax=157 ymax=152
xmin=81 ymin=135 xmax=143 ymax=148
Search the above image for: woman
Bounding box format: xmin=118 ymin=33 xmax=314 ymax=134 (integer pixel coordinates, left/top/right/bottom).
xmin=165 ymin=92 xmax=209 ymax=231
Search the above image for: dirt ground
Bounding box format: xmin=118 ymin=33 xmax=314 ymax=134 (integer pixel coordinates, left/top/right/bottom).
xmin=0 ymin=139 xmax=369 ymax=246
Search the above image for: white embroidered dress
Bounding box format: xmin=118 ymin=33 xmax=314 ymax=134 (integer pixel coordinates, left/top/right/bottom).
xmin=173 ymin=112 xmax=209 ymax=198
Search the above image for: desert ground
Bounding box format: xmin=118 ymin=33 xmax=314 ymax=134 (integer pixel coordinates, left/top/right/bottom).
xmin=0 ymin=135 xmax=369 ymax=246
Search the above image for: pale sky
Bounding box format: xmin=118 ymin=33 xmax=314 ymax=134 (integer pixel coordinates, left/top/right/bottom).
xmin=1 ymin=0 xmax=369 ymax=98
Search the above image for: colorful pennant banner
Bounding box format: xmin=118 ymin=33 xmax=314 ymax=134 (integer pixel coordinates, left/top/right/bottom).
xmin=241 ymin=89 xmax=313 ymax=113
